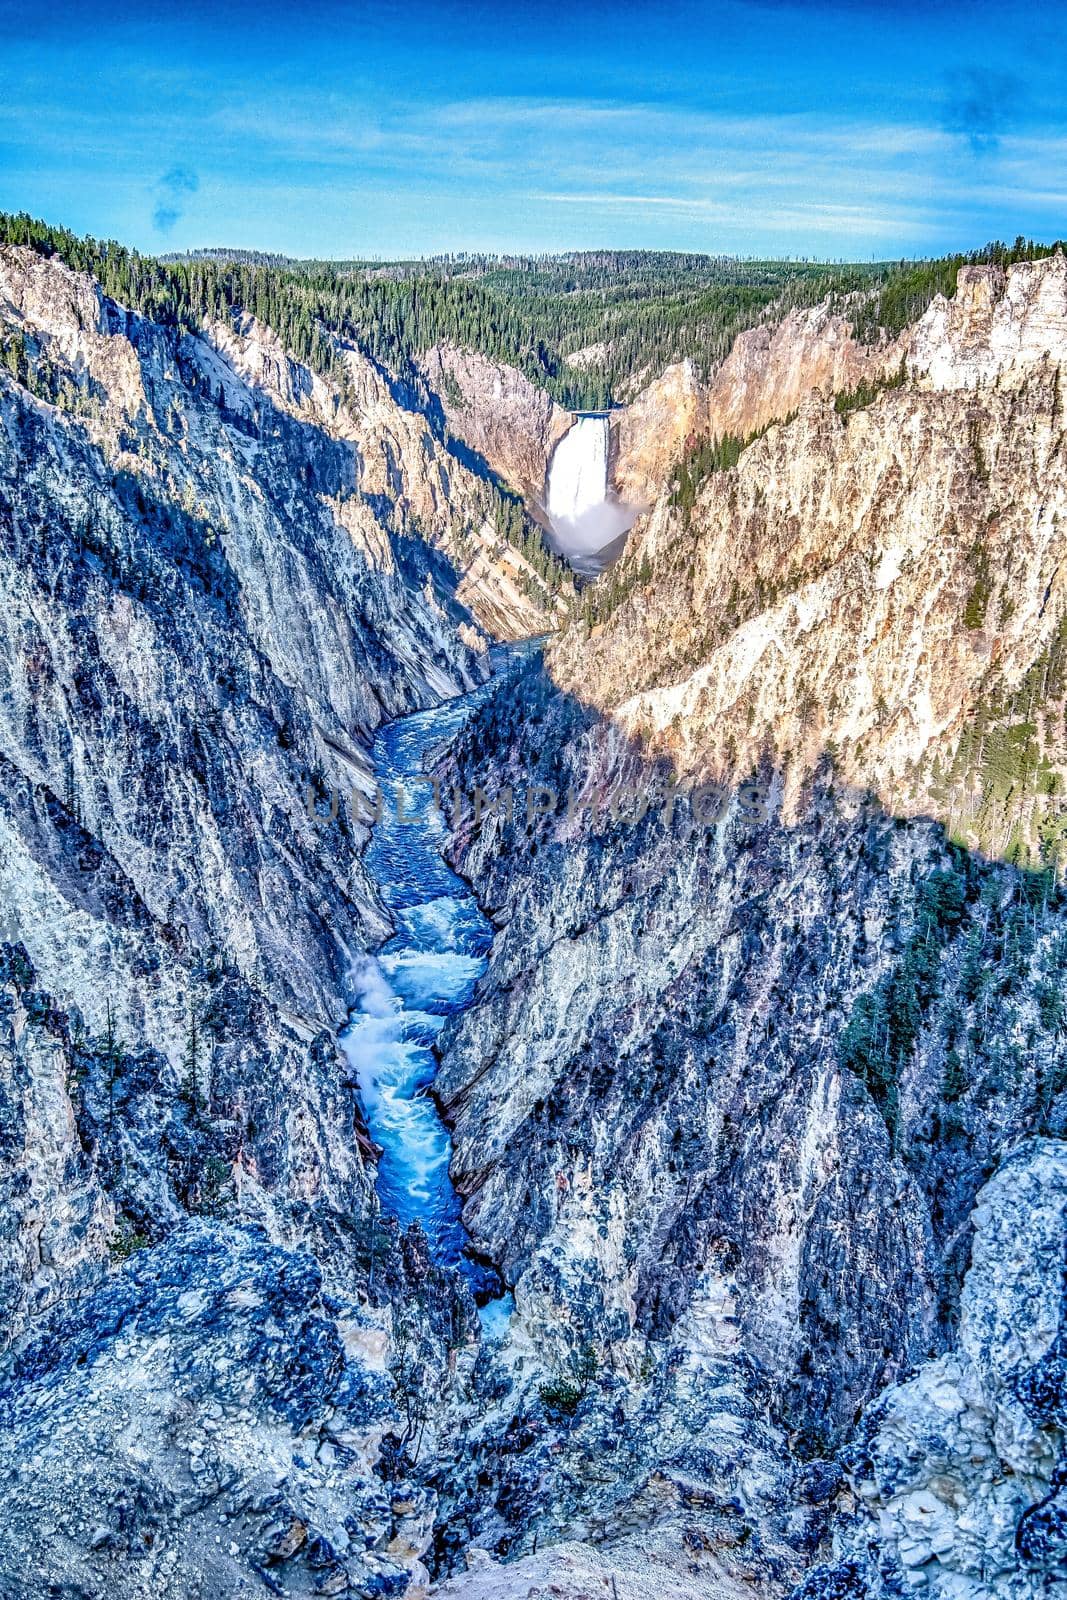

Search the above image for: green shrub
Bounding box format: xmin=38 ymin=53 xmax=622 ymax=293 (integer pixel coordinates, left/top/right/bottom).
xmin=538 ymin=1377 xmax=582 ymax=1417
xmin=108 ymin=1221 xmax=149 ymax=1261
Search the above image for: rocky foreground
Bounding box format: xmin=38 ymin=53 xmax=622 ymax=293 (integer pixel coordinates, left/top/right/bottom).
xmin=0 ymin=242 xmax=1065 ymax=1598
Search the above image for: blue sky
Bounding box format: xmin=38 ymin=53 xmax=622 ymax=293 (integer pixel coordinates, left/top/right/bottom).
xmin=1 ymin=0 xmax=1065 ymax=259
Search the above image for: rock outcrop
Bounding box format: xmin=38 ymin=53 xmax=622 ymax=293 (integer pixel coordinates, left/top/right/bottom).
xmin=908 ymin=256 xmax=1067 ymax=389
xmin=439 ymin=660 xmax=1066 ymax=1437
xmin=798 ymin=1139 xmax=1067 ymax=1599
xmin=0 ymin=947 xmax=113 ymax=1344
xmin=419 ymin=343 xmax=573 ymax=511
xmin=0 ymin=1220 xmax=437 ymax=1600
xmin=610 ymin=358 xmax=706 ymax=508
xmin=611 ymin=301 xmax=896 ymax=507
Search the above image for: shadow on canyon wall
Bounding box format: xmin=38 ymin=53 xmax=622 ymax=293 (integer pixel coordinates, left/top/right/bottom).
xmin=426 ymin=650 xmax=1067 ymax=1452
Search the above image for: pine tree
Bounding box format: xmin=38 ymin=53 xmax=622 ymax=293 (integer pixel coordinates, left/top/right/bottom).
xmin=182 ymin=996 xmax=202 ymax=1115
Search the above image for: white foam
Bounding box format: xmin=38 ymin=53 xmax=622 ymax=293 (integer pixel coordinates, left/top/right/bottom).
xmin=349 ymin=954 xmax=398 ymax=1019
xmin=395 ymin=896 xmax=467 ymax=949
xmin=478 ymin=1293 xmax=516 ymax=1342
xmin=378 ymin=948 xmax=483 ymax=1009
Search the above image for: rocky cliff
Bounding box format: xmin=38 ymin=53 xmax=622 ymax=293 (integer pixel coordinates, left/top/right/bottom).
xmin=431 ymin=1136 xmax=1066 ymax=1600
xmin=609 ymin=298 xmax=897 ymax=507
xmin=555 ymin=255 xmax=1067 ymax=844
xmin=2 ymin=239 xmax=1067 ymax=1600
xmin=0 ymin=245 xmax=505 ymax=1595
xmin=609 ymin=357 xmax=707 ymax=508
xmin=800 ymin=1139 xmax=1067 ymax=1599
xmin=611 ymin=256 xmax=1067 ymax=521
xmin=434 ymin=256 xmax=1067 ymax=1595
xmin=419 ymin=343 xmax=573 ymax=512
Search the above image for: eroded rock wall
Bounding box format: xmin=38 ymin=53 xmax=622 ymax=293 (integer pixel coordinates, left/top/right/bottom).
xmin=433 ymin=260 xmax=1067 ymax=1595
xmin=419 ymin=343 xmax=573 ymax=509
xmin=798 ymin=1140 xmax=1067 ymax=1600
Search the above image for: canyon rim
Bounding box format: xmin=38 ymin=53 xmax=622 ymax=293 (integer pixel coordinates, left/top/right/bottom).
xmin=3 ymin=3 xmax=1067 ymax=1598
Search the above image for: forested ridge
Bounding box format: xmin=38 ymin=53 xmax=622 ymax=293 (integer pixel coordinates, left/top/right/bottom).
xmin=4 ymin=211 xmax=1061 ymax=410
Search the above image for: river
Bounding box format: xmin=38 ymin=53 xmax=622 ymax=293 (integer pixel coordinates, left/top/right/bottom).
xmin=339 ymin=649 xmax=516 ymax=1315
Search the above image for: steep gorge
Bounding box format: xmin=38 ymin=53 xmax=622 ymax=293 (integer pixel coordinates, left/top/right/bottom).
xmin=0 ymin=240 xmax=1065 ymax=1600
xmin=0 ymin=242 xmax=522 ymax=1598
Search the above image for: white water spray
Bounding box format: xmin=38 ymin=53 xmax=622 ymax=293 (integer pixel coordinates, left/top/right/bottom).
xmin=547 ymin=415 xmax=610 ymax=526
xmin=545 ymin=414 xmax=638 ymax=575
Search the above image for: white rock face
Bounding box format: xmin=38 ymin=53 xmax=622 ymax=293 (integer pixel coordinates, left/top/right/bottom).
xmin=430 ymin=1535 xmax=749 ymax=1600
xmin=0 ymin=246 xmax=561 ymax=643
xmin=0 ymin=244 xmax=478 ymax=1047
xmin=209 ymin=316 xmax=567 ymax=639
xmin=611 ymin=358 xmax=707 ymax=507
xmin=909 ymin=256 xmax=1067 ymax=392
xmin=822 ymin=1140 xmax=1067 ymax=1600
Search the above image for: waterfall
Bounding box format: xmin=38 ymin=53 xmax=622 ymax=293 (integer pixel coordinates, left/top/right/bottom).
xmin=547 ymin=415 xmax=610 ymax=528
xmin=545 ymin=414 xmax=637 ymax=575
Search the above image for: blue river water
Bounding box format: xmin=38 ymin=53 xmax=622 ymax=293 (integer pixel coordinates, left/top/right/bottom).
xmin=339 ymin=649 xmax=517 ymax=1310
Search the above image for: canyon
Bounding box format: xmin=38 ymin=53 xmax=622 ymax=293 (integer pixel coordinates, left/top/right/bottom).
xmin=0 ymin=235 xmax=1064 ymax=1600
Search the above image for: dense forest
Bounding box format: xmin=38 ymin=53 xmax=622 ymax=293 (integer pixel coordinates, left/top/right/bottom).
xmin=4 ymin=212 xmax=1061 ymax=411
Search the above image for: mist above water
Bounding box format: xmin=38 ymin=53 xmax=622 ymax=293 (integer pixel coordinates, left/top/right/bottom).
xmin=545 ymin=414 xmax=639 ymax=576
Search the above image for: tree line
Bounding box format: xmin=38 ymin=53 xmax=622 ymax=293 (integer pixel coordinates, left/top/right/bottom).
xmin=2 ymin=212 xmax=1062 ymax=412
